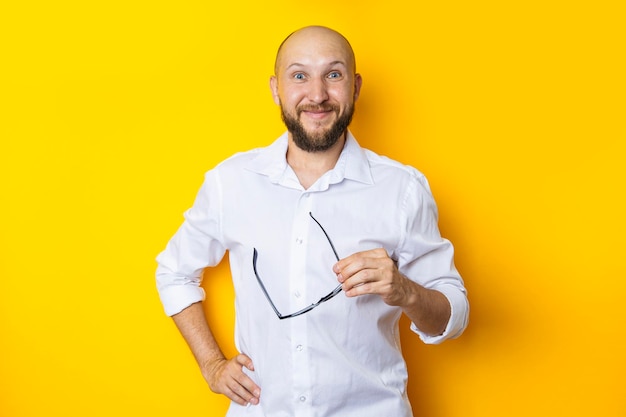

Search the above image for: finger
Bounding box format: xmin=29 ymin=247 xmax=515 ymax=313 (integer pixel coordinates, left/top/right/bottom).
xmin=342 ymin=260 xmax=396 ymax=295
xmin=218 ymin=368 xmax=260 ymax=406
xmin=334 ymin=256 xmax=369 ymax=283
xmin=342 ymin=269 xmax=372 ymax=292
xmin=333 ymin=251 xmax=366 ymax=274
xmin=231 ymin=355 xmax=261 ymax=403
xmin=234 ymin=372 xmax=261 ymax=402
xmin=344 ymin=281 xmax=374 ymax=297
xmin=210 ymin=356 xmax=260 ymax=405
xmin=340 ymin=256 xmax=388 ymax=287
xmin=234 ymin=354 xmax=260 ymax=396
xmin=345 ymin=275 xmax=385 ymax=298
xmin=235 ymin=353 xmax=255 ymax=371
xmin=226 ymin=377 xmax=260 ymax=406
xmin=223 ymin=386 xmax=251 ymax=406
xmin=334 ymin=249 xmax=389 ymax=280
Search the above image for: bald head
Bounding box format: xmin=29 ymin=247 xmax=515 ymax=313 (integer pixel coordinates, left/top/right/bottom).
xmin=274 ymin=26 xmax=356 ymax=76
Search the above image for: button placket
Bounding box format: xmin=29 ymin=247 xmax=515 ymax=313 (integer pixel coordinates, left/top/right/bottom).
xmin=289 ymin=192 xmax=313 ymax=415
xmin=289 ymin=192 xmax=313 ymax=312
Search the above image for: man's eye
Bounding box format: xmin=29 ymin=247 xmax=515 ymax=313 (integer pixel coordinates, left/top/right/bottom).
xmin=328 ymin=72 xmax=341 ymax=79
xmin=294 ymin=73 xmax=305 ymax=80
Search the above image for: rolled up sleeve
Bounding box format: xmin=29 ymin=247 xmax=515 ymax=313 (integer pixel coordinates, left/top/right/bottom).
xmin=155 ymin=171 xmax=226 ymax=316
xmin=399 ymin=172 xmax=469 ymax=344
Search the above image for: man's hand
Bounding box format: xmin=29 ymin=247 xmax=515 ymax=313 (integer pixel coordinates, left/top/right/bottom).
xmin=333 ymin=248 xmax=411 ymax=306
xmin=333 ymin=248 xmax=451 ymax=336
xmin=202 ymin=354 xmax=261 ymax=406
xmin=171 ymin=303 xmax=262 ymax=406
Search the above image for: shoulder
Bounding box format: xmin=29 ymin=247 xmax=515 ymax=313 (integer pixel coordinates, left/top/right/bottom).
xmin=207 ymin=133 xmax=288 ymax=179
xmin=362 ymin=147 xmax=432 ymax=193
xmin=212 ymin=148 xmax=263 ymax=171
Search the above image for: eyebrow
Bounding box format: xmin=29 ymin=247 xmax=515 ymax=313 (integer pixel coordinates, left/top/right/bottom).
xmin=285 ymin=60 xmax=348 ymax=72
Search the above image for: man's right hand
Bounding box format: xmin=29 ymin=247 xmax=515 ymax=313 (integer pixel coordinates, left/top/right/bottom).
xmin=202 ymin=354 xmax=261 ymax=406
xmin=171 ymin=303 xmax=262 ymax=407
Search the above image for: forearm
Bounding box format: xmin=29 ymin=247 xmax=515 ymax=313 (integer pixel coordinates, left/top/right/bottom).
xmin=172 ymin=301 xmax=261 ymax=405
xmin=172 ymin=303 xmax=261 ymax=405
xmin=400 ymin=279 xmax=451 ymax=336
xmin=172 ymin=302 xmax=226 ymax=376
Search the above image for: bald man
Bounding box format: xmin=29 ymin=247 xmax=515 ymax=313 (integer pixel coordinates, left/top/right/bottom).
xmin=156 ymin=26 xmax=469 ymax=416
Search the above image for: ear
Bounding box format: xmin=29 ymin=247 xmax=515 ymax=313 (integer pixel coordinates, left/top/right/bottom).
xmin=353 ymin=73 xmax=363 ymax=102
xmin=269 ymin=76 xmax=280 ymax=105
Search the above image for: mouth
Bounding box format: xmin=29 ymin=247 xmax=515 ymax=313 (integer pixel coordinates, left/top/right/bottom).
xmin=298 ymin=105 xmax=337 ymax=120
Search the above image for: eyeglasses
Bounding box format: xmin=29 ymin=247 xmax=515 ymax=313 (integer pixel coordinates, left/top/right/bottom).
xmin=252 ymin=212 xmax=342 ymax=320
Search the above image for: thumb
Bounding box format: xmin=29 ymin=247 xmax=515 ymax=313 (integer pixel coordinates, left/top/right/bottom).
xmin=237 ymin=353 xmax=255 ymax=371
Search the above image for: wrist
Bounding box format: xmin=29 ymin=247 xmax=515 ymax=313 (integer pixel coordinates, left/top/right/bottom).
xmin=200 ymin=356 xmax=227 ymax=389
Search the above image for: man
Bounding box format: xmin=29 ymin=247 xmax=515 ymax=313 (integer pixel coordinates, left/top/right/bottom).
xmin=156 ymin=26 xmax=469 ymax=416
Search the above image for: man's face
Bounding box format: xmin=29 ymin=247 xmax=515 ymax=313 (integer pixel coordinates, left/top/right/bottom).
xmin=270 ymin=28 xmax=362 ymax=152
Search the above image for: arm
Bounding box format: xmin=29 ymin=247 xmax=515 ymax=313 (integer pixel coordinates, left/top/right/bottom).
xmin=172 ymin=302 xmax=261 ymax=406
xmin=333 ymin=248 xmax=451 ymax=336
xmin=156 ymin=169 xmax=261 ymax=405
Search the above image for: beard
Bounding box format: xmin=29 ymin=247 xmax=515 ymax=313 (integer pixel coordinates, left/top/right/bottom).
xmin=281 ymin=103 xmax=355 ymax=153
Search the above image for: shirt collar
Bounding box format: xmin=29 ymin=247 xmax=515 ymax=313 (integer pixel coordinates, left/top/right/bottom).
xmin=247 ymin=130 xmax=374 ymax=189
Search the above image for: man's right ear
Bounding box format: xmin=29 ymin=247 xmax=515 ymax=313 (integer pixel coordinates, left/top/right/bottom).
xmin=269 ymin=76 xmax=280 ymax=105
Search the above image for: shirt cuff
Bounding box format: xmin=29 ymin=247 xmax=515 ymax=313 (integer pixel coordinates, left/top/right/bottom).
xmin=411 ymin=284 xmax=469 ymax=345
xmin=158 ymin=284 xmax=206 ymax=317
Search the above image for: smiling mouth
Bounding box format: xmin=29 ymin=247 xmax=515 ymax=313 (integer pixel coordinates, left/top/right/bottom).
xmin=298 ymin=105 xmax=337 ymax=119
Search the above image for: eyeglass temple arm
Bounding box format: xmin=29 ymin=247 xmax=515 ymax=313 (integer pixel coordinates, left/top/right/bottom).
xmin=252 ymin=248 xmax=285 ymax=319
xmin=308 ymin=212 xmax=343 ymax=300
xmin=308 ymin=212 xmax=340 ymax=261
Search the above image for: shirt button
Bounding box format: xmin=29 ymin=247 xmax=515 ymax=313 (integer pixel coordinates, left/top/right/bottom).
xmin=295 ymin=237 xmax=303 ymax=244
xmin=294 ymin=290 xmax=301 ymax=298
xmin=296 ymin=344 xmax=303 ymax=351
xmin=299 ymin=396 xmax=306 ymax=402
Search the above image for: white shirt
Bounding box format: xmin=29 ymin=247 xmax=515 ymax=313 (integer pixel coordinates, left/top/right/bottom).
xmin=156 ymin=131 xmax=469 ymax=417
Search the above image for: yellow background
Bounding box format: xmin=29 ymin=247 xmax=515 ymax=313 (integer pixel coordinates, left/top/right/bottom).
xmin=1 ymin=1 xmax=624 ymax=416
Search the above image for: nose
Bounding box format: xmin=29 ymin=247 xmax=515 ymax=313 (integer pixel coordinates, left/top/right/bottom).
xmin=307 ymin=77 xmax=329 ymax=104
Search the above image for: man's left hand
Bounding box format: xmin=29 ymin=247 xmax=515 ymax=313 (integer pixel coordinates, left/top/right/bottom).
xmin=333 ymin=247 xmax=451 ymax=336
xmin=333 ymin=248 xmax=414 ymax=307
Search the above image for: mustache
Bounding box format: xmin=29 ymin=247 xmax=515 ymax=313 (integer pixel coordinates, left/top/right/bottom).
xmin=297 ymin=104 xmax=339 ymax=114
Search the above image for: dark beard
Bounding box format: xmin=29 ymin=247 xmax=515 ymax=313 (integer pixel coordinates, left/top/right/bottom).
xmin=281 ymin=104 xmax=355 ymax=152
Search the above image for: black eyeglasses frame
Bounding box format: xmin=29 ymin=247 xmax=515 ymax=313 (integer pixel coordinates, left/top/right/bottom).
xmin=252 ymin=212 xmax=342 ymax=320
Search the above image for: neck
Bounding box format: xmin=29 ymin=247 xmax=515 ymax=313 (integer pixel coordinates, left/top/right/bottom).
xmin=286 ymin=132 xmax=346 ymax=190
